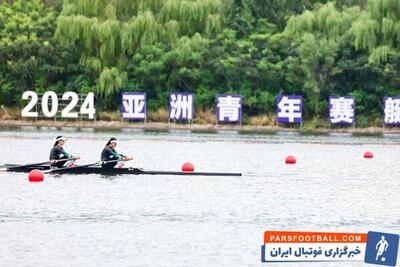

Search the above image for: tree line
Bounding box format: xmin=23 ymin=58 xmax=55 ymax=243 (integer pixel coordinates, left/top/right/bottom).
xmin=0 ymin=0 xmax=399 ymax=127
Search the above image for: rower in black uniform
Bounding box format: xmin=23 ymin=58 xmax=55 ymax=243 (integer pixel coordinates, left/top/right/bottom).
xmin=49 ymin=136 xmax=79 ymax=168
xmin=101 ymin=137 xmax=133 ymax=169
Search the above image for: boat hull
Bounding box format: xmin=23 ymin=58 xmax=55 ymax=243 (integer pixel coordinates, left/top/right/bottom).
xmin=4 ymin=164 xmax=242 ymax=176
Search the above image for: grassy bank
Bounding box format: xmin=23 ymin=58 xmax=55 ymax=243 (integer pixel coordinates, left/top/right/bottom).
xmin=0 ymin=107 xmax=397 ymax=134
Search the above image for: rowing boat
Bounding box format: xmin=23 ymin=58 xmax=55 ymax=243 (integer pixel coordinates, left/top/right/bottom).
xmin=4 ymin=164 xmax=242 ymax=176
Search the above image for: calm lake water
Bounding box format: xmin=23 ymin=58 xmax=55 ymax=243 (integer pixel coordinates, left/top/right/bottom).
xmin=0 ymin=127 xmax=399 ymax=266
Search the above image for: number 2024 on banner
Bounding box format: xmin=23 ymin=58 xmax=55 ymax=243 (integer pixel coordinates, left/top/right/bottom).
xmin=21 ymin=91 xmax=95 ymax=119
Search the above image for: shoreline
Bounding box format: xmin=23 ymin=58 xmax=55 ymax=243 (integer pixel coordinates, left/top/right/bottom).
xmin=0 ymin=119 xmax=399 ymax=135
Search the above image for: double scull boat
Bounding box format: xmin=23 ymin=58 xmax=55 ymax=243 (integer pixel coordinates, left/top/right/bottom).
xmin=3 ymin=164 xmax=242 ymax=176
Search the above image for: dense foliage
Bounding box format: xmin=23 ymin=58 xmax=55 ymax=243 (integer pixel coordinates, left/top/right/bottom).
xmin=0 ymin=0 xmax=399 ymax=126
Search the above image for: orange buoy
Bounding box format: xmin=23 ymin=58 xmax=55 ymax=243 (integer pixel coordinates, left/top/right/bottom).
xmin=28 ymin=169 xmax=44 ymax=182
xmin=364 ymin=151 xmax=373 ymax=159
xmin=285 ymin=155 xmax=296 ymax=164
xmin=182 ymin=162 xmax=194 ymax=172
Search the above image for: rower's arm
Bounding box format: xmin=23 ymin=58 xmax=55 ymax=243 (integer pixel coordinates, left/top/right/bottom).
xmin=63 ymin=150 xmax=71 ymax=158
xmin=62 ymin=150 xmax=79 ymax=160
xmin=118 ymin=153 xmax=133 ymax=161
xmin=112 ymin=150 xmax=123 ymax=159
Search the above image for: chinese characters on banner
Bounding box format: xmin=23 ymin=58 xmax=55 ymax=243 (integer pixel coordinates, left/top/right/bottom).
xmin=384 ymin=97 xmax=400 ymax=126
xmin=119 ymin=93 xmax=400 ymax=126
xmin=169 ymin=93 xmax=194 ymax=121
xmin=120 ymin=92 xmax=146 ymax=120
xmin=276 ymin=95 xmax=303 ymax=124
xmin=329 ymin=96 xmax=355 ymax=125
xmin=216 ymin=94 xmax=242 ymax=123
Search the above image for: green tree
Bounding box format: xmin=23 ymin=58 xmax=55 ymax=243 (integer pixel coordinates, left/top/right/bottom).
xmin=0 ymin=0 xmax=90 ymax=106
xmin=284 ymin=3 xmax=361 ymax=118
xmin=352 ymin=0 xmax=400 ymax=63
xmin=245 ymin=0 xmax=328 ymax=30
xmin=54 ymin=0 xmax=224 ymax=97
xmin=0 ymin=0 xmax=56 ymax=47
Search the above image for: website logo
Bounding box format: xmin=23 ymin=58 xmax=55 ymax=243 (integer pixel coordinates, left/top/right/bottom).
xmin=261 ymin=231 xmax=400 ymax=266
xmin=261 ymin=231 xmax=367 ymax=263
xmin=364 ymin=231 xmax=399 ymax=266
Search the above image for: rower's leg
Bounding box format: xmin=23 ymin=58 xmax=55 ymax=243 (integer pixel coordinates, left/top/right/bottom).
xmin=52 ymin=156 xmax=67 ymax=168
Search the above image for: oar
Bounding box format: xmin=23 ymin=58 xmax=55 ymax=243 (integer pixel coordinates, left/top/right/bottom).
xmin=0 ymin=157 xmax=78 ymax=172
xmin=45 ymin=158 xmax=129 ymax=174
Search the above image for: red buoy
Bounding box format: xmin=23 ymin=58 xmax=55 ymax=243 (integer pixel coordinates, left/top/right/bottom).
xmin=285 ymin=155 xmax=296 ymax=164
xmin=182 ymin=162 xmax=194 ymax=172
xmin=364 ymin=151 xmax=373 ymax=159
xmin=28 ymin=169 xmax=44 ymax=182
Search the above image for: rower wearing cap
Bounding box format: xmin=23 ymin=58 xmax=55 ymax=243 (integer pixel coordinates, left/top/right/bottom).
xmin=101 ymin=137 xmax=133 ymax=169
xmin=49 ymin=136 xmax=79 ymax=168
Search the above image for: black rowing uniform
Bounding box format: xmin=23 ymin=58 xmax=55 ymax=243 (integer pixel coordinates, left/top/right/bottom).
xmin=101 ymin=146 xmax=124 ymax=169
xmin=49 ymin=145 xmax=71 ymax=168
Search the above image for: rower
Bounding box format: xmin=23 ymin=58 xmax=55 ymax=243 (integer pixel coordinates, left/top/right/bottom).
xmin=101 ymin=137 xmax=133 ymax=169
xmin=49 ymin=136 xmax=79 ymax=168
